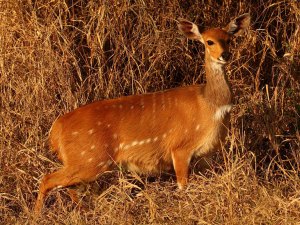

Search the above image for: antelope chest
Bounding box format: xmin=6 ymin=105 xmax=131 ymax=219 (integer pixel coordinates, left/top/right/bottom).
xmin=194 ymin=104 xmax=232 ymax=156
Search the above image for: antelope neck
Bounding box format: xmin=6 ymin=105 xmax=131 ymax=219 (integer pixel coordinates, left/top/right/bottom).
xmin=203 ymin=56 xmax=232 ymax=107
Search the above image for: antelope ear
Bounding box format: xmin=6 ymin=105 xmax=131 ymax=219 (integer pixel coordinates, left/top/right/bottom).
xmin=178 ymin=19 xmax=204 ymax=43
xmin=224 ymin=13 xmax=251 ymax=36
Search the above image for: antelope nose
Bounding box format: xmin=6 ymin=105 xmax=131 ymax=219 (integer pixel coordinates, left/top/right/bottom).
xmin=221 ymin=52 xmax=231 ymax=61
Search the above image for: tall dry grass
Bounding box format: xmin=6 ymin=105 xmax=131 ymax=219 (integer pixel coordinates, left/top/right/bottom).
xmin=1 ymin=0 xmax=300 ymax=224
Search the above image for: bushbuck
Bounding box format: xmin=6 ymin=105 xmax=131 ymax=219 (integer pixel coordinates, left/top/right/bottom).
xmin=34 ymin=13 xmax=250 ymax=213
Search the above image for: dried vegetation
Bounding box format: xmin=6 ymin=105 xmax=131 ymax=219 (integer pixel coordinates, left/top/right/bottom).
xmin=1 ymin=0 xmax=300 ymax=224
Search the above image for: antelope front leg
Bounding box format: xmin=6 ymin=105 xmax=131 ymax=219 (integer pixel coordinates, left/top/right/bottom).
xmin=171 ymin=150 xmax=191 ymax=189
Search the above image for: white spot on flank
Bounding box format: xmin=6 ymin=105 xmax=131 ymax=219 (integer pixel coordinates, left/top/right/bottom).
xmin=162 ymin=133 xmax=167 ymax=139
xmin=131 ymin=141 xmax=138 ymax=147
xmin=56 ymin=185 xmax=63 ymax=189
xmin=153 ymin=137 xmax=158 ymax=142
xmin=146 ymin=138 xmax=151 ymax=143
xmin=184 ymin=129 xmax=188 ymax=134
xmin=214 ymin=105 xmax=232 ymax=120
xmin=168 ymin=97 xmax=171 ymax=108
xmin=113 ymin=134 xmax=118 ymax=139
xmin=175 ymin=98 xmax=178 ymax=106
xmin=131 ymin=105 xmax=134 ymax=109
xmin=91 ymin=145 xmax=95 ymax=150
xmin=195 ymin=124 xmax=200 ymax=131
xmin=114 ymin=147 xmax=119 ymax=152
xmin=119 ymin=143 xmax=124 ymax=149
xmin=88 ymin=158 xmax=93 ymax=162
xmin=72 ymin=131 xmax=79 ymax=135
xmin=107 ymin=124 xmax=111 ymax=128
xmin=139 ymin=140 xmax=145 ymax=145
xmin=152 ymin=96 xmax=156 ymax=114
xmin=124 ymin=145 xmax=130 ymax=150
xmin=97 ymin=121 xmax=102 ymax=126
xmin=81 ymin=151 xmax=86 ymax=156
xmin=88 ymin=129 xmax=94 ymax=135
xmin=97 ymin=162 xmax=105 ymax=167
xmin=141 ymin=98 xmax=145 ymax=109
xmin=107 ymin=160 xmax=113 ymax=166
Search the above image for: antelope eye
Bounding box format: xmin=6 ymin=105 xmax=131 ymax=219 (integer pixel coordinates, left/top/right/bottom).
xmin=207 ymin=40 xmax=214 ymax=46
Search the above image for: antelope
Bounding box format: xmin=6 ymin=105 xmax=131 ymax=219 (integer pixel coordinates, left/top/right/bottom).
xmin=34 ymin=13 xmax=250 ymax=213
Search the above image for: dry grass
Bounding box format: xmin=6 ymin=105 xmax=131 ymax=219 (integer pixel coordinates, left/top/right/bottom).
xmin=1 ymin=0 xmax=300 ymax=224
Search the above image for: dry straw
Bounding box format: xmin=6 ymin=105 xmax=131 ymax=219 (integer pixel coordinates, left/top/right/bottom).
xmin=1 ymin=0 xmax=299 ymax=224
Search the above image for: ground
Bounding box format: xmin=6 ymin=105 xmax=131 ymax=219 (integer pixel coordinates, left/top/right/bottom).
xmin=1 ymin=0 xmax=300 ymax=224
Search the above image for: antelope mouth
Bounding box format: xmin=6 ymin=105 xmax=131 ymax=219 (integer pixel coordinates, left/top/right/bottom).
xmin=211 ymin=56 xmax=228 ymax=65
xmin=217 ymin=56 xmax=229 ymax=64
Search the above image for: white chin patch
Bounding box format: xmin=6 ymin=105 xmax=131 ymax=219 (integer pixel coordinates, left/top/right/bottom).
xmin=217 ymin=56 xmax=227 ymax=64
xmin=211 ymin=56 xmax=227 ymax=64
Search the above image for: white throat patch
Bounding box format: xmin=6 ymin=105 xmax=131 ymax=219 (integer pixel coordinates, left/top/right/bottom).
xmin=210 ymin=60 xmax=224 ymax=73
xmin=214 ymin=104 xmax=232 ymax=120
